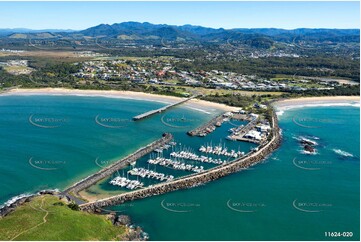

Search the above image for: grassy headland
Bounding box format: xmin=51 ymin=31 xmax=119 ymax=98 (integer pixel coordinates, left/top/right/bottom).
xmin=0 ymin=195 xmax=128 ymax=241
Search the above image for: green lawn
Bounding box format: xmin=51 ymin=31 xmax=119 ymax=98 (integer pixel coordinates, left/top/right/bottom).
xmin=0 ymin=195 xmax=127 ymax=241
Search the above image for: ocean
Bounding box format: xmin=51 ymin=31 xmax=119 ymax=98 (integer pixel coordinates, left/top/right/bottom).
xmin=0 ymin=94 xmax=359 ymax=240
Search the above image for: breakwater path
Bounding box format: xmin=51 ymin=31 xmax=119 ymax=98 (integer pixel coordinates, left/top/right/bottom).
xmin=62 ymin=133 xmax=173 ymax=196
xmin=80 ymin=112 xmax=281 ymax=211
xmin=133 ymin=95 xmax=197 ymax=121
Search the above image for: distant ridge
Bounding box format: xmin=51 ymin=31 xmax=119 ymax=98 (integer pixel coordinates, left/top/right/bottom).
xmin=1 ymin=21 xmax=359 ymax=43
xmin=0 ymin=28 xmax=74 ymax=37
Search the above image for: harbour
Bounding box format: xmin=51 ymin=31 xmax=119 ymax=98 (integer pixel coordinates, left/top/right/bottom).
xmin=79 ymin=112 xmax=280 ymax=211
xmin=0 ymin=94 xmax=358 ymax=241
xmin=187 ymin=111 xmax=253 ymax=137
xmin=77 ymin=109 xmax=280 ymax=210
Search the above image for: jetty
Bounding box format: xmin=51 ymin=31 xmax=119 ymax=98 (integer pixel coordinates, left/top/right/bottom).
xmin=79 ymin=111 xmax=281 ymax=211
xmin=133 ymin=95 xmax=197 ymax=121
xmin=187 ymin=112 xmax=250 ymax=137
xmin=187 ymin=113 xmax=225 ymax=136
xmin=62 ymin=133 xmax=173 ymax=196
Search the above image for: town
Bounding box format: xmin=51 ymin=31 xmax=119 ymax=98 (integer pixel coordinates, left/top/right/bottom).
xmin=71 ymin=56 xmax=341 ymax=92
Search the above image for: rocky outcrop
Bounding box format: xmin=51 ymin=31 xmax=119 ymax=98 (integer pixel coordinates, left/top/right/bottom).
xmin=0 ymin=195 xmax=35 ymax=218
xmin=80 ymin=113 xmax=281 ymax=212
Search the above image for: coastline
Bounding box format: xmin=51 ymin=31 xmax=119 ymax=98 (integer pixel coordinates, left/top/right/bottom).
xmin=272 ymin=96 xmax=360 ymax=115
xmin=2 ymin=87 xmax=240 ymax=113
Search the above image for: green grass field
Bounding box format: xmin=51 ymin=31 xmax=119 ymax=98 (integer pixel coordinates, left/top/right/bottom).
xmin=0 ymin=195 xmax=127 ymax=241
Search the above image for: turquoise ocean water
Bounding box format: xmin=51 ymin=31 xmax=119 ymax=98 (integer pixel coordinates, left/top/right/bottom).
xmin=0 ymin=95 xmax=359 ymax=240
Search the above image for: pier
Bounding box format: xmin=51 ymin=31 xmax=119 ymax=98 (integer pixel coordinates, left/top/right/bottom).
xmin=62 ymin=133 xmax=173 ymax=196
xmin=79 ymin=112 xmax=281 ymax=211
xmin=187 ymin=113 xmax=225 ymax=136
xmin=187 ymin=112 xmax=250 ymax=137
xmin=133 ymin=95 xmax=197 ymax=121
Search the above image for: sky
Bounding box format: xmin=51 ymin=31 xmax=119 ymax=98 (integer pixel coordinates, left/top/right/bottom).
xmin=0 ymin=1 xmax=359 ymax=30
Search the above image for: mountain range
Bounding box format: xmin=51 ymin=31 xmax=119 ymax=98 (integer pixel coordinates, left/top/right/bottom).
xmin=1 ymin=21 xmax=359 ymax=45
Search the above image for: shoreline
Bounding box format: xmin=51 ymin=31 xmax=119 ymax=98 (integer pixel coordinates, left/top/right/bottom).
xmin=272 ymin=96 xmax=360 ymax=115
xmin=2 ymin=87 xmax=240 ymax=114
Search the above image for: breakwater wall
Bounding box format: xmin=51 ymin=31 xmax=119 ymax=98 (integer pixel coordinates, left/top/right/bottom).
xmin=80 ymin=112 xmax=281 ymax=211
xmin=63 ymin=133 xmax=173 ymax=195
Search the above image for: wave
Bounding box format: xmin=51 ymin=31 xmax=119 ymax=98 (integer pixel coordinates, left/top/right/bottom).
xmin=0 ymin=193 xmax=34 ymax=209
xmin=333 ymin=149 xmax=354 ymax=158
xmin=293 ymin=136 xmax=318 ymax=146
xmin=0 ymin=189 xmax=60 ymax=209
xmin=299 ymin=149 xmax=318 ymax=155
xmin=304 ymin=135 xmax=320 ymax=140
xmin=276 ymin=110 xmax=284 ymax=116
xmin=275 ymin=101 xmax=360 ymax=115
xmin=183 ymin=105 xmax=212 ymax=114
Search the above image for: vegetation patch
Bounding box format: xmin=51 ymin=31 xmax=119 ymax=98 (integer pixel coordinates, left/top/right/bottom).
xmin=0 ymin=195 xmax=127 ymax=241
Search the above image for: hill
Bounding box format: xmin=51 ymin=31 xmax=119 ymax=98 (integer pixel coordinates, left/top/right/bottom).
xmin=77 ymin=21 xmax=359 ymax=43
xmin=0 ymin=195 xmax=129 ymax=241
xmin=1 ymin=22 xmax=358 ymax=44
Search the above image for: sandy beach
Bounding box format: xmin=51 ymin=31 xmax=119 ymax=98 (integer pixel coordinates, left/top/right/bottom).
xmin=3 ymin=88 xmax=360 ymax=115
xmin=273 ymin=96 xmax=360 ymax=111
xmin=3 ymin=87 xmax=240 ymax=113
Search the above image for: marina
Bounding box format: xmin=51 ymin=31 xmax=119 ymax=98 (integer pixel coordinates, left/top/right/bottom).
xmin=54 ymin=94 xmax=278 ymax=211
xmin=128 ymin=167 xmax=174 ymax=182
xmin=79 ymin=110 xmax=281 ymax=211
xmin=187 ymin=111 xmax=252 ymax=137
xmin=170 ymin=151 xmax=228 ymax=165
xmin=63 ymin=133 xmax=173 ymax=195
xmin=199 ymin=143 xmax=245 ymax=158
xmin=62 ymin=106 xmax=272 ymax=205
xmin=153 ymin=142 xmax=175 ymax=153
xmin=147 ymin=156 xmax=204 ymax=173
xmin=109 ymin=176 xmax=144 ymax=190
xmin=69 ymin=110 xmax=262 ymax=198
